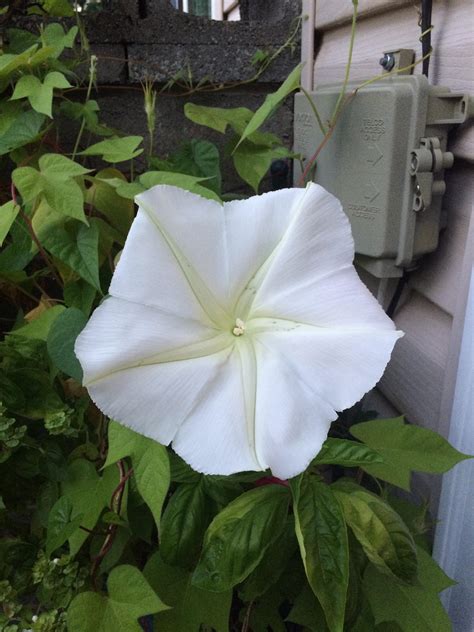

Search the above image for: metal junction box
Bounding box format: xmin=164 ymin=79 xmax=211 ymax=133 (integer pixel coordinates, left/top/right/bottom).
xmin=294 ymin=75 xmax=470 ymax=278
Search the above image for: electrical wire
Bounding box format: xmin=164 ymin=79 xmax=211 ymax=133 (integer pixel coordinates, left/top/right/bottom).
xmin=420 ymin=0 xmax=433 ymax=77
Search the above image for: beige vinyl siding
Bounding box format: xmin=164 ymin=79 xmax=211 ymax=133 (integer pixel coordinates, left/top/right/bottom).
xmin=310 ymin=0 xmax=473 ymax=443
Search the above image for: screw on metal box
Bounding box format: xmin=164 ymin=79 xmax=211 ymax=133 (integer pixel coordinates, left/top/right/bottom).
xmin=379 ymin=53 xmax=395 ymax=71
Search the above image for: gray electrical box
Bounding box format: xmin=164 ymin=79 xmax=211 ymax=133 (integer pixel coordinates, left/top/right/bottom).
xmin=294 ymin=74 xmax=470 ymax=278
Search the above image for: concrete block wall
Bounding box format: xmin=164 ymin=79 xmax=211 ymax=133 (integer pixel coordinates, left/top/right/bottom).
xmin=70 ymin=0 xmax=301 ymax=192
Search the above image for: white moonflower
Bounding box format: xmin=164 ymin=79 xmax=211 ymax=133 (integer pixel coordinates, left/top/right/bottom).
xmin=75 ymin=183 xmax=402 ymax=479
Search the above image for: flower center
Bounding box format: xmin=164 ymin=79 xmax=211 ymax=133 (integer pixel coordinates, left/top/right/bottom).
xmin=232 ymin=318 xmax=246 ymax=337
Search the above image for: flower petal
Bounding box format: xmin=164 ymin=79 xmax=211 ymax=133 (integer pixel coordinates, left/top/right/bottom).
xmin=248 ymin=183 xmax=361 ymax=323
xmin=253 ymin=324 xmax=403 ymax=414
xmin=253 ymin=338 xmax=337 ymax=479
xmin=223 ymin=188 xmax=307 ymax=310
xmin=75 ymin=296 xmax=233 ymax=444
xmin=136 ymin=184 xmax=308 ymax=313
xmin=75 ymin=296 xmax=224 ymax=385
xmin=252 ymin=266 xmax=397 ymax=330
xmin=109 ymin=205 xmax=217 ymax=327
xmin=172 ymin=347 xmax=263 ymax=474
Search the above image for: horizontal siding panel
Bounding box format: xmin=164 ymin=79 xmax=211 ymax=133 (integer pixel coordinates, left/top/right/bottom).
xmin=364 ymin=388 xmax=401 ymax=419
xmin=313 ymin=0 xmax=474 ymax=159
xmin=410 ymin=167 xmax=474 ymax=315
xmin=378 ymin=292 xmax=452 ymax=431
xmin=315 ymin=0 xmax=412 ymax=30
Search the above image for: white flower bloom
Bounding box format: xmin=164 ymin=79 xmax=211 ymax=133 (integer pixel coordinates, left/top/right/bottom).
xmin=75 ymin=183 xmax=402 ymax=479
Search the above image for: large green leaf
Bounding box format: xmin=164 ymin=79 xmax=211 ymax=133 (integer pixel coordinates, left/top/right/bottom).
xmin=144 ymin=553 xmax=231 ymax=632
xmin=160 ymin=480 xmax=212 ymax=569
xmin=287 ymin=584 xmax=329 ymax=632
xmin=239 ymin=517 xmax=296 ymax=602
xmin=0 ymin=201 xmax=20 ymax=246
xmin=80 ymin=136 xmax=143 ymax=163
xmin=139 ymin=171 xmax=221 ymax=202
xmin=11 ymin=305 xmax=65 ymax=341
xmin=104 ymin=422 xmax=170 ymax=531
xmin=233 ymin=141 xmax=291 ymax=192
xmin=45 ymin=495 xmax=83 ymax=556
xmin=235 ymin=64 xmax=302 ymax=148
xmin=62 ymin=459 xmax=119 ymax=555
xmin=41 ymin=24 xmax=77 ymax=52
xmin=291 ymin=474 xmax=349 ymax=632
xmin=10 ymin=71 xmax=71 ymax=117
xmin=41 ymin=220 xmax=101 ymax=291
xmin=363 ymin=549 xmax=453 ymax=632
xmin=170 ymin=139 xmax=222 ymax=194
xmin=314 ymin=438 xmax=384 ymax=468
xmin=47 ymin=307 xmax=87 ymax=382
xmin=192 ymin=484 xmax=289 ymax=592
xmin=184 ymin=103 xmax=253 ymax=134
xmin=351 ymin=417 xmax=470 ymax=490
xmin=0 ymin=102 xmax=45 ymax=156
xmin=333 ymin=480 xmax=417 ymax=582
xmin=67 ymin=565 xmax=168 ymax=632
xmin=63 ymin=280 xmax=97 ymax=317
xmin=86 ymin=169 xmax=134 ymax=237
xmin=13 ymin=154 xmax=90 ymax=224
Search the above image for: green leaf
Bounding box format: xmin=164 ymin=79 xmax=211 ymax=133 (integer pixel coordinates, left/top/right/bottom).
xmin=192 ymin=484 xmax=289 ymax=592
xmin=291 ymin=474 xmax=349 ymax=632
xmin=363 ymin=558 xmax=452 ymax=632
xmin=160 ymin=480 xmax=212 ymax=569
xmin=350 ymin=417 xmax=471 ymax=490
xmin=7 ymin=368 xmax=64 ymax=418
xmin=45 ymin=177 xmax=88 ymax=224
xmin=13 ymin=154 xmax=90 ymax=224
xmin=239 ymin=517 xmax=296 ymax=602
xmin=42 ymin=220 xmax=101 ymax=291
xmin=41 ymin=24 xmax=77 ymax=54
xmin=235 ymin=64 xmax=302 ymax=148
xmin=144 ymin=553 xmax=231 ymax=632
xmin=61 ymin=100 xmax=113 ymax=136
xmin=87 ymin=169 xmax=134 ymax=237
xmin=62 ymin=459 xmax=119 ymax=555
xmin=67 ymin=565 xmax=168 ymax=632
xmin=184 ymin=103 xmax=252 ymax=134
xmin=0 ymin=102 xmax=45 ymax=156
xmin=41 ymin=0 xmax=75 ymax=18
xmin=10 ymin=71 xmax=71 ymax=117
xmin=12 ymin=166 xmax=44 ymax=201
xmin=0 ymin=201 xmax=20 ymax=246
xmin=104 ymin=422 xmax=170 ymax=530
xmin=171 ymin=140 xmax=222 ymax=194
xmin=0 ymin=215 xmax=35 ymax=274
xmin=64 ymin=280 xmax=97 ymax=316
xmin=287 ymin=584 xmax=329 ymax=632
xmin=416 ymin=546 xmax=455 ymax=593
xmin=233 ymin=141 xmax=291 ymax=192
xmin=139 ymin=171 xmax=221 ymax=202
xmin=80 ymin=136 xmax=143 ymax=163
xmin=39 ymin=153 xmax=91 ymax=178
xmin=0 ymin=45 xmax=38 ymax=82
xmin=313 ymin=438 xmax=384 ymax=467
xmin=333 ymin=480 xmax=417 ymax=582
xmin=5 ymin=28 xmax=38 ymax=54
xmin=47 ymin=307 xmax=87 ymax=381
xmin=46 ymin=495 xmax=83 ymax=556
xmin=10 ymin=305 xmax=65 ymax=341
